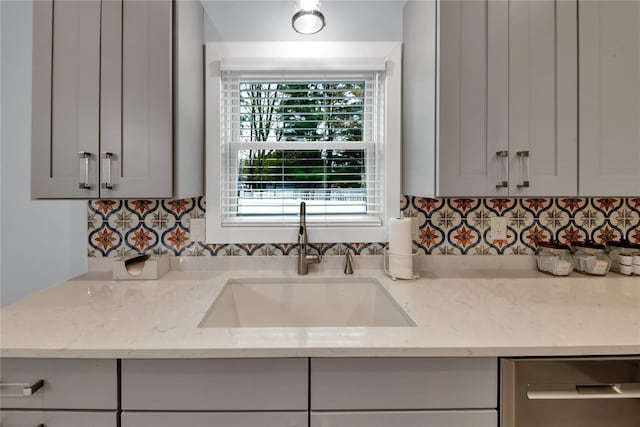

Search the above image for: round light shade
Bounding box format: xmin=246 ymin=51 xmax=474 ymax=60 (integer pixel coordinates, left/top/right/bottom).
xmin=292 ymin=9 xmax=325 ymax=35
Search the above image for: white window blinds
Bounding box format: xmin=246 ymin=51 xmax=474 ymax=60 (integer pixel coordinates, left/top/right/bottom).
xmin=220 ymin=70 xmax=385 ymax=225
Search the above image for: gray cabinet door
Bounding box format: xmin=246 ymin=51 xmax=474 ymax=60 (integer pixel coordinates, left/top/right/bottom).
xmin=121 ymin=358 xmax=308 ymax=411
xmin=100 ymin=0 xmax=173 ymax=198
xmin=438 ymin=0 xmax=577 ymax=197
xmin=508 ymin=0 xmax=577 ymax=196
xmin=579 ymin=0 xmax=640 ymax=196
xmin=0 ymin=358 xmax=117 ymax=410
xmin=402 ymin=0 xmax=437 ymax=198
xmin=31 ymin=0 xmax=101 ymax=198
xmin=121 ymin=412 xmax=308 ymax=427
xmin=311 ymin=358 xmax=497 ymax=411
xmin=438 ymin=0 xmax=508 ymax=197
xmin=0 ymin=411 xmax=116 ymax=427
xmin=311 ymin=411 xmax=497 ymax=427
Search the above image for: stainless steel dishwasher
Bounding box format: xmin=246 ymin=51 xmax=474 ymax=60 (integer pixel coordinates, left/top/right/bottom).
xmin=501 ymin=357 xmax=640 ymax=427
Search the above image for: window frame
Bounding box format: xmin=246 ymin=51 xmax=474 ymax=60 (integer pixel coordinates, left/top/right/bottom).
xmin=205 ymin=42 xmax=402 ymax=244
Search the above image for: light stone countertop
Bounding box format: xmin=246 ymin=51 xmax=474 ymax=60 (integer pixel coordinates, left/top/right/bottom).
xmin=1 ymin=256 xmax=639 ymax=358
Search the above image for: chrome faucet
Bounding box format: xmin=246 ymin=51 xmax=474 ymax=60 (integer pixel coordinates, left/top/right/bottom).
xmin=297 ymin=202 xmax=321 ymax=275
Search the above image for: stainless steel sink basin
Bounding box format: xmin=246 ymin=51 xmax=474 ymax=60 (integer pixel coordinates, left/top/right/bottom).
xmin=198 ymin=277 xmax=415 ymax=328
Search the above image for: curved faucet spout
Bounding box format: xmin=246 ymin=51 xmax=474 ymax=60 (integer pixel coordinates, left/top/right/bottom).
xmin=297 ymin=201 xmax=321 ymax=274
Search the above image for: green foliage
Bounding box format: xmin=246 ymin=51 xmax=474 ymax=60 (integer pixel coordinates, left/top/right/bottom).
xmin=238 ymin=81 xmax=366 ymax=190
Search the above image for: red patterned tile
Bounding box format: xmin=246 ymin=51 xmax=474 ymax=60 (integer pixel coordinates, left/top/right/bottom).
xmin=594 ymin=198 xmax=620 ymax=212
xmin=129 ymin=200 xmax=155 ymax=214
xmin=415 ymin=197 xmax=440 ymax=212
xmin=559 ymin=225 xmax=586 ymax=245
xmin=453 ymin=226 xmax=477 ymax=249
xmin=93 ymin=228 xmax=118 ymax=252
xmin=525 ymin=226 xmax=549 ymax=246
xmin=166 ymin=227 xmax=189 ymax=251
xmin=486 ymin=198 xmax=515 ymax=214
xmin=595 ymin=225 xmax=620 ymax=244
xmin=93 ymin=200 xmax=118 ymax=215
xmin=558 ymin=197 xmax=585 ymax=212
xmin=419 ymin=226 xmax=441 ymax=249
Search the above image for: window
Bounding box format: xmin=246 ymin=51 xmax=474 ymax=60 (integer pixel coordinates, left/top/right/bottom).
xmin=206 ymin=42 xmax=401 ymax=243
xmin=222 ymin=72 xmax=382 ymax=220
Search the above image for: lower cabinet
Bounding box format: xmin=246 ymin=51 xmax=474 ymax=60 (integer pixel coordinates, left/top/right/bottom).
xmin=121 ymin=412 xmax=308 ymax=427
xmin=0 ymin=357 xmax=498 ymax=427
xmin=121 ymin=358 xmax=308 ymax=411
xmin=0 ymin=410 xmax=117 ymax=427
xmin=311 ymin=357 xmax=497 ymax=410
xmin=310 ymin=358 xmax=497 ymax=427
xmin=311 ymin=410 xmax=497 ymax=427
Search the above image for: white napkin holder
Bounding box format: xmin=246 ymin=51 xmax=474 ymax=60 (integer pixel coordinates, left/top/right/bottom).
xmin=113 ymin=254 xmax=170 ymax=281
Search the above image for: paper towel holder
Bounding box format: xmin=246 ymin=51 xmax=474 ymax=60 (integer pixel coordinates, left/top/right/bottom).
xmin=383 ymin=248 xmax=419 ymax=280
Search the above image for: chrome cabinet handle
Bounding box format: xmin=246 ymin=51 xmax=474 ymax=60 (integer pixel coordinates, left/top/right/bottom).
xmin=495 ymin=150 xmax=509 ymax=189
xmin=101 ymin=152 xmax=115 ymax=190
xmin=527 ymin=382 xmax=640 ymax=400
xmin=0 ymin=379 xmax=45 ymax=397
xmin=78 ymin=152 xmax=92 ymax=189
xmin=516 ymin=150 xmax=530 ymax=189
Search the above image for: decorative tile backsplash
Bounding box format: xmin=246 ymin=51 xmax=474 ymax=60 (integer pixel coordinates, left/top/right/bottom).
xmin=87 ymin=196 xmax=640 ymax=257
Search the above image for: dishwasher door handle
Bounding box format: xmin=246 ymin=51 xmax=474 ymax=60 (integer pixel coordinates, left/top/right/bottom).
xmin=527 ymin=382 xmax=640 ymax=400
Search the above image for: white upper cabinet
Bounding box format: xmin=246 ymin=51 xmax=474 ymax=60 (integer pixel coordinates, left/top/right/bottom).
xmin=437 ymin=0 xmax=502 ymax=196
xmin=579 ymin=0 xmax=640 ymax=196
xmin=435 ymin=0 xmax=577 ymax=197
xmin=31 ymin=0 xmax=102 ymax=198
xmin=31 ymin=0 xmax=203 ymax=199
xmin=508 ymin=0 xmax=577 ymax=197
xmin=402 ymin=0 xmax=437 ymax=197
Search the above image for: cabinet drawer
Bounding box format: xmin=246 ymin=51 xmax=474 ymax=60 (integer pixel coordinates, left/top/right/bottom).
xmin=0 ymin=359 xmax=117 ymax=410
xmin=121 ymin=358 xmax=308 ymax=411
xmin=311 ymin=357 xmax=497 ymax=410
xmin=0 ymin=410 xmax=117 ymax=427
xmin=311 ymin=410 xmax=497 ymax=427
xmin=122 ymin=411 xmax=308 ymax=427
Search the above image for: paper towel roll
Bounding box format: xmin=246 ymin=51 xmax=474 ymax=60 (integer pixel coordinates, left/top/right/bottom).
xmin=389 ymin=217 xmax=413 ymax=255
xmin=388 ymin=253 xmax=414 ymax=279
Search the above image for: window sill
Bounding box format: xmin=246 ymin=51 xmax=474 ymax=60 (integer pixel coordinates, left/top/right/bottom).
xmin=205 ymin=219 xmax=389 ymax=244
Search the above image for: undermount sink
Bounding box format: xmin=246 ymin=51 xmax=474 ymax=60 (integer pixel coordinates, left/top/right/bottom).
xmin=198 ymin=277 xmax=415 ymax=328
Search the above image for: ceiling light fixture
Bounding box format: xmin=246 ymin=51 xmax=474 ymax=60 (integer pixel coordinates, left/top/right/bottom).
xmin=292 ymin=0 xmax=326 ymax=35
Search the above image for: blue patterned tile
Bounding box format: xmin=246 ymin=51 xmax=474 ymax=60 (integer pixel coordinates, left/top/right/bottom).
xmin=86 ymin=196 xmax=635 ymax=258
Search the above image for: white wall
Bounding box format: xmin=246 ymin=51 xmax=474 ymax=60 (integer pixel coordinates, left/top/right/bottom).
xmin=0 ymin=0 xmax=86 ymax=307
xmin=202 ymin=1 xmax=404 ymax=42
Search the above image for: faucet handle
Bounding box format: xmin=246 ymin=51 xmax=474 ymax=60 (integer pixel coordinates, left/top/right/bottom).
xmin=344 ymin=250 xmax=354 ymax=275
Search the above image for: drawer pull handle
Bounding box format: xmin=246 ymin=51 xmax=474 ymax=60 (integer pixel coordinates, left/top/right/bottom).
xmin=516 ymin=150 xmax=530 ymax=189
xmin=78 ymin=151 xmax=92 ymax=189
xmin=527 ymin=382 xmax=640 ymax=400
xmin=101 ymin=152 xmax=115 ymax=190
xmin=495 ymin=150 xmax=509 ymax=189
xmin=0 ymin=379 xmax=45 ymax=396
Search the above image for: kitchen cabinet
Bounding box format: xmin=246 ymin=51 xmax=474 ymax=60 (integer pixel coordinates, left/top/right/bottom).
xmin=0 ymin=358 xmax=117 ymax=409
xmin=0 ymin=410 xmax=117 ymax=427
xmin=579 ymin=0 xmax=640 ymax=196
xmin=311 ymin=358 xmax=498 ymax=426
xmin=0 ymin=359 xmax=117 ymax=427
xmin=121 ymin=358 xmax=308 ymax=411
xmin=402 ymin=0 xmax=437 ymax=197
xmin=433 ymin=0 xmax=577 ymax=197
xmin=31 ymin=0 xmax=203 ymax=199
xmin=121 ymin=412 xmax=308 ymax=427
xmin=121 ymin=359 xmax=308 ymax=427
xmin=311 ymin=411 xmax=496 ymax=427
